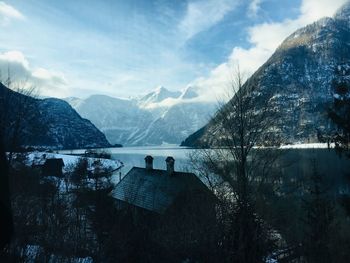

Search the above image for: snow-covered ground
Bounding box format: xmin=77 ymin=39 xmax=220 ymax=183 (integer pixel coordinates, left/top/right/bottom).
xmin=25 ymin=151 xmax=123 ymax=172
xmin=12 ymin=151 xmax=124 ymax=193
xmin=279 ymin=143 xmax=335 ymax=149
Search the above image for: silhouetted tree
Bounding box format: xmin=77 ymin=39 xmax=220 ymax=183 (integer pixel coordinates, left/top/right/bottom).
xmin=191 ymin=67 xmax=280 ymax=262
xmin=0 ymin=69 xmax=38 ymax=251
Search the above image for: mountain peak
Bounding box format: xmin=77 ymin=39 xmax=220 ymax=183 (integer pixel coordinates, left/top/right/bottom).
xmin=181 ymin=86 xmax=199 ymax=99
xmin=155 ymin=85 xmax=168 ymax=93
xmin=139 ymin=86 xmax=181 ymax=107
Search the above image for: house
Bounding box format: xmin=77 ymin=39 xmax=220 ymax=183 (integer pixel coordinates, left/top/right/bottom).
xmin=113 ymin=155 xmax=218 ymax=261
xmin=114 ymin=155 xmax=216 ymax=214
xmin=42 ymin=158 xmax=64 ymax=177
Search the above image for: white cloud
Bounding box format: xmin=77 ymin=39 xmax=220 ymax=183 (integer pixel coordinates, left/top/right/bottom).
xmin=179 ymin=0 xmax=239 ymax=40
xmin=193 ymin=0 xmax=348 ymax=102
xmin=32 ymin=68 xmax=67 ymax=85
xmin=299 ymin=0 xmax=348 ymax=23
xmin=0 ymin=50 xmax=29 ymax=68
xmin=233 ymin=0 xmax=349 ymax=74
xmin=0 ymin=1 xmax=24 ymax=25
xmin=0 ymin=50 xmax=68 ymax=97
xmin=248 ymin=0 xmax=262 ymax=17
xmin=191 ymin=61 xmax=237 ymax=102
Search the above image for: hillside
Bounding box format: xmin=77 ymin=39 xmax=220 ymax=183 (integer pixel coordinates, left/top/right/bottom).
xmin=0 ymin=83 xmax=110 ymax=150
xmin=182 ymin=3 xmax=350 ymax=147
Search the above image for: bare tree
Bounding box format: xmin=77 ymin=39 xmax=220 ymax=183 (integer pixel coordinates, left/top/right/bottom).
xmin=0 ymin=68 xmax=39 ymax=250
xmin=0 ymin=69 xmax=40 ymax=161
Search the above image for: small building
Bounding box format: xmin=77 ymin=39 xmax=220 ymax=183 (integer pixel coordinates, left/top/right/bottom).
xmin=114 ymin=155 xmax=216 ymax=214
xmin=42 ymin=158 xmax=64 ymax=177
xmin=113 ymin=155 xmax=218 ymax=261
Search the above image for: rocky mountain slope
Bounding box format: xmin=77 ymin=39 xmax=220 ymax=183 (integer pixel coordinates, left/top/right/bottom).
xmin=0 ymin=83 xmax=110 ymax=150
xmin=66 ymin=86 xmax=216 ymax=146
xmin=182 ymin=3 xmax=350 ymax=147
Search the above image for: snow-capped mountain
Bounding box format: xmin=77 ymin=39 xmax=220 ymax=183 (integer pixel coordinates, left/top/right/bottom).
xmin=66 ymin=87 xmax=216 ymax=146
xmin=0 ymin=83 xmax=110 ymax=149
xmin=182 ymin=2 xmax=350 ymax=147
xmin=67 ymin=94 xmax=154 ymax=146
xmin=180 ymin=86 xmax=199 ymax=99
xmin=138 ymin=86 xmax=181 ymax=108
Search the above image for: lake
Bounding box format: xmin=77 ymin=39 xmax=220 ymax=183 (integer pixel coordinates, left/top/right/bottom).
xmin=60 ymin=145 xmax=193 ymax=180
xmin=60 ymin=145 xmax=350 ymax=194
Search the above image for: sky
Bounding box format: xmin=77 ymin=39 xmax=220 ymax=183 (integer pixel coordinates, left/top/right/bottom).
xmin=0 ymin=0 xmax=348 ymax=99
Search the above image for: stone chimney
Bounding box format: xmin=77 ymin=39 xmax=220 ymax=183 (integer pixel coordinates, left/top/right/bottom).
xmin=165 ymin=156 xmax=175 ymax=175
xmin=145 ymin=155 xmax=153 ymax=171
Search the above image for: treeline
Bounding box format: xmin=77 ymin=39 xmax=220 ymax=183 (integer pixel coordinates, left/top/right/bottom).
xmin=1 ymin=152 xmax=349 ymax=262
xmin=0 ymin=155 xmax=121 ymax=262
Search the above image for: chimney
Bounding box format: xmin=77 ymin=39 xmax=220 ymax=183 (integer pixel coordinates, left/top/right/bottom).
xmin=145 ymin=155 xmax=153 ymax=170
xmin=165 ymin=156 xmax=175 ymax=176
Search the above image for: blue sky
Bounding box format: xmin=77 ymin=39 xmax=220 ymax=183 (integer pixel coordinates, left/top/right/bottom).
xmin=0 ymin=0 xmax=347 ymax=98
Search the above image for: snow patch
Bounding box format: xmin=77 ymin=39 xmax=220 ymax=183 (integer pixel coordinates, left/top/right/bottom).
xmin=280 ymin=143 xmax=333 ymax=149
xmin=25 ymin=152 xmax=123 ymax=172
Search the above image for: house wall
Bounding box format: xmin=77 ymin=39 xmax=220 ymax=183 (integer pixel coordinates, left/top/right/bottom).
xmin=113 ymin=190 xmax=219 ymax=261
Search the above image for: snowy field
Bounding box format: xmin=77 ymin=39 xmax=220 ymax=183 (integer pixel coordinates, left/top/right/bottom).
xmin=25 ymin=151 xmax=123 ymax=172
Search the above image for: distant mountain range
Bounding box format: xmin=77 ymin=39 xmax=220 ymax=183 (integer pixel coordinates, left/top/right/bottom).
xmin=182 ymin=3 xmax=350 ymax=147
xmin=0 ymin=83 xmax=110 ymax=150
xmin=66 ymin=86 xmax=217 ymax=146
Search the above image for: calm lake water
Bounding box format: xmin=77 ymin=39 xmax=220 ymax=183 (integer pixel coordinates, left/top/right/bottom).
xmin=61 ymin=145 xmax=193 ymax=180
xmin=60 ymin=146 xmax=350 ymax=193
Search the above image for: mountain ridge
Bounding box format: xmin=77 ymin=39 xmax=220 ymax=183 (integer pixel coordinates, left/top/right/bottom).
xmin=66 ymin=86 xmax=216 ymax=146
xmin=182 ymin=3 xmax=350 ymax=147
xmin=0 ymin=83 xmax=111 ymax=150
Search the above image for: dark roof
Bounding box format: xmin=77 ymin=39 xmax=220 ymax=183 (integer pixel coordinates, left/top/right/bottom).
xmin=113 ymin=167 xmax=214 ymax=214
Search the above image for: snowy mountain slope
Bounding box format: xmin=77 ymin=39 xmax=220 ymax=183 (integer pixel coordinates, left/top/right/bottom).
xmin=66 ymin=87 xmax=216 ymax=146
xmin=128 ymin=101 xmax=216 ymax=145
xmin=71 ymin=94 xmax=154 ymax=146
xmin=137 ymin=86 xmax=181 ymax=108
xmin=182 ymin=2 xmax=350 ymax=147
xmin=180 ymin=86 xmax=199 ymax=99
